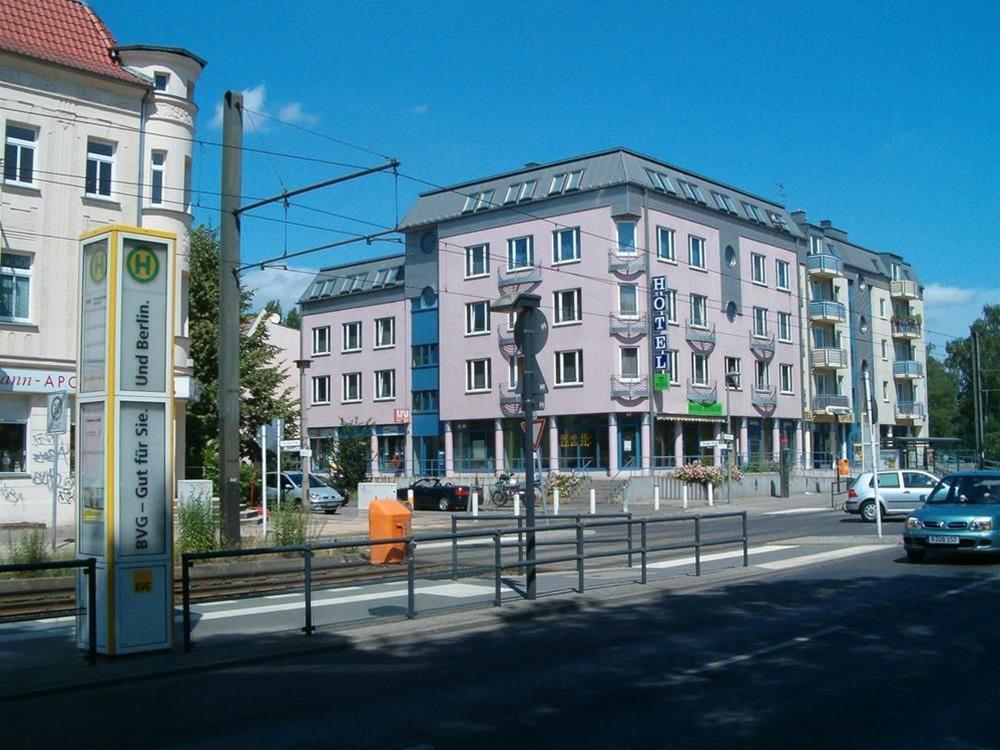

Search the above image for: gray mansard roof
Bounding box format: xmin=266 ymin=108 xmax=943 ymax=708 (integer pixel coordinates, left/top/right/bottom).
xmin=298 ymin=254 xmax=405 ymax=307
xmin=398 ymin=147 xmax=803 ymax=238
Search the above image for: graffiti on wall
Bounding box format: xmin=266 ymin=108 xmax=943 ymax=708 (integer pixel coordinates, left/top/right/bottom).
xmin=0 ymin=482 xmax=26 ymax=505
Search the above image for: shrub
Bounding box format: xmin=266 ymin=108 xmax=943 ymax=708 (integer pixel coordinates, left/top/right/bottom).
xmin=673 ymin=461 xmax=724 ymax=486
xmin=177 ymin=496 xmax=218 ymax=554
xmin=546 ymin=472 xmax=585 ymax=501
xmin=269 ymin=503 xmax=311 ymax=547
xmin=4 ymin=528 xmax=50 ymax=566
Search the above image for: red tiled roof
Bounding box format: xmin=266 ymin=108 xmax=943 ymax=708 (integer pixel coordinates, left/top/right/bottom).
xmin=0 ymin=0 xmax=146 ymax=85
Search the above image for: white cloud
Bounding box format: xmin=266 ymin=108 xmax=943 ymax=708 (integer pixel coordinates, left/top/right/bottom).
xmin=408 ymin=103 xmax=429 ymax=115
xmin=921 ymin=284 xmax=1000 ymax=347
xmin=209 ymin=83 xmax=317 ymax=129
xmin=923 ymin=283 xmax=976 ymax=306
xmin=243 ymin=265 xmax=317 ymax=313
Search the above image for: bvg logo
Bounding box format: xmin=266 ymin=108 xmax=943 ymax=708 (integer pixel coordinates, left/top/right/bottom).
xmin=126 ymin=246 xmax=160 ymax=284
xmin=89 ymin=247 xmax=107 ymax=283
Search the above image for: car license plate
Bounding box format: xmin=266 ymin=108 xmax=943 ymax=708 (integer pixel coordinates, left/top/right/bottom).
xmin=928 ymin=535 xmax=960 ymax=545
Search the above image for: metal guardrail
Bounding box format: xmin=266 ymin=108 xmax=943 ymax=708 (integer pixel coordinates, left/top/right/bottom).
xmin=830 ymin=475 xmax=855 ymax=509
xmin=180 ymin=511 xmax=748 ymax=652
xmin=0 ymin=557 xmax=97 ymax=665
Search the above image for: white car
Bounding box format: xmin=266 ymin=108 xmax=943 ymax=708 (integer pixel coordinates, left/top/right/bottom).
xmin=844 ymin=470 xmax=939 ymax=522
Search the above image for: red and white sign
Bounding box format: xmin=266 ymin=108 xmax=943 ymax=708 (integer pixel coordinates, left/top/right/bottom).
xmin=520 ymin=417 xmax=546 ymax=450
xmin=393 ymin=409 xmax=411 ymax=424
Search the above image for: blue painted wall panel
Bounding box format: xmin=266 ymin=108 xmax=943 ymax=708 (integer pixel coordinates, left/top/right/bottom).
xmin=412 ymin=367 xmax=438 ymax=391
xmin=411 ymin=309 xmax=439 ymax=345
xmin=413 ymin=412 xmax=440 ymax=436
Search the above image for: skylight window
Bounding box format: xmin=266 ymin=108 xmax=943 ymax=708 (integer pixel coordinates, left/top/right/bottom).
xmin=351 ymin=274 xmax=366 ymax=292
xmin=461 ymin=194 xmax=476 ymax=213
xmin=768 ymin=211 xmax=789 ymax=231
xmin=549 ymin=173 xmax=567 ymax=194
xmin=680 ymin=181 xmax=697 ymax=201
xmin=504 ymin=184 xmax=520 ymax=204
xmin=475 ymin=189 xmax=494 ymax=211
xmin=565 ymin=170 xmax=583 ymax=191
xmin=373 ymin=268 xmax=389 ymax=288
xmin=519 ymin=180 xmax=536 ymax=201
xmin=712 ymin=191 xmax=736 ymax=213
xmin=691 ymin=184 xmax=706 ymax=203
xmin=742 ymin=202 xmax=764 ymax=222
xmin=385 ymin=267 xmax=400 ymax=285
xmin=645 ymin=168 xmax=677 ymax=193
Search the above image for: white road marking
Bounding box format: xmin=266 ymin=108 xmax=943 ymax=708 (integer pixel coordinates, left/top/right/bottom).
xmin=682 ymin=625 xmax=844 ymax=676
xmin=647 ymin=544 xmax=797 ymax=570
xmin=757 ymin=544 xmax=889 ymax=570
xmin=763 ymin=508 xmax=830 ymax=516
xmin=937 ymin=575 xmax=1000 ymax=598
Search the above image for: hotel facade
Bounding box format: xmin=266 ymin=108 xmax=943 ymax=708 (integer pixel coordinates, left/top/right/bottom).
xmin=299 ymin=149 xmax=927 ymax=478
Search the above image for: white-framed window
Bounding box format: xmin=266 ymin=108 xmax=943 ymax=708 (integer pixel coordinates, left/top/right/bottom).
xmin=374 ymin=369 xmax=396 ymax=400
xmin=375 ymin=317 xmax=395 ymax=348
xmin=553 ymin=288 xmax=582 ymax=325
xmin=879 ymin=298 xmax=886 ymax=318
xmin=150 ymin=150 xmax=166 ymax=205
xmin=751 ymin=253 xmax=767 ymax=285
xmin=778 ymin=312 xmax=792 ymax=342
xmin=555 ymin=350 xmax=583 ymax=386
xmin=754 ymin=360 xmax=770 ymax=389
xmin=881 ymin=339 xmax=888 ymax=360
xmin=342 ymin=372 xmax=361 ymax=403
xmin=507 ymin=355 xmax=524 ymax=390
xmin=725 ymin=357 xmax=741 ymax=390
xmin=742 ymin=201 xmax=764 ymax=222
xmin=519 ymin=180 xmax=536 ymax=201
xmin=153 ymin=71 xmax=170 ymax=91
xmin=0 ymin=252 xmax=31 ymax=322
xmin=666 ymin=289 xmax=678 ymax=324
xmin=549 ymin=173 xmax=567 ymax=194
xmin=776 ymin=259 xmax=790 ymax=291
xmin=552 ymin=227 xmax=580 ymax=263
xmin=342 ymin=321 xmax=362 ymax=352
xmin=616 ymin=221 xmax=637 ymax=254
xmin=4 ymin=123 xmax=37 ymax=186
xmin=618 ymin=284 xmax=638 ymax=318
xmin=85 ymin=139 xmax=114 ymax=198
xmin=753 ymin=307 xmax=769 ymax=337
xmin=565 ymin=169 xmax=584 ymax=191
xmin=312 ymin=375 xmax=331 ymax=405
xmin=657 ymin=226 xmax=675 ymax=262
xmin=504 ymin=184 xmax=520 ymax=204
xmin=465 ymin=301 xmax=490 ymax=335
xmin=690 ymin=294 xmax=707 ymax=327
xmin=780 ymin=364 xmax=794 ymax=394
xmin=466 ymin=358 xmax=492 ymax=392
xmin=689 ymin=236 xmax=706 ymax=269
xmin=620 ymin=347 xmax=640 ymax=382
xmin=507 ymin=236 xmax=534 ymax=270
xmin=465 ymin=243 xmax=489 ymax=278
xmin=311 ymin=326 xmax=330 ymax=355
xmin=883 ymin=381 xmax=890 ymax=402
xmin=475 ymin=190 xmax=494 ymax=211
xmin=711 ymin=191 xmax=736 ymax=212
xmin=0 ymin=420 xmax=28 ymax=474
xmin=692 ymin=352 xmax=710 ymax=385
xmin=891 ymin=263 xmax=901 ymax=281
xmin=506 ymin=311 xmax=517 ymax=332
xmin=664 ymin=349 xmax=679 ymax=383
xmin=679 ymin=180 xmax=706 ymax=203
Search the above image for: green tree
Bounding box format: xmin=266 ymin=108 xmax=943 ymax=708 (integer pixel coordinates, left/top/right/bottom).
xmin=926 ymin=344 xmax=959 ymax=439
xmin=263 ymin=299 xmax=283 ymax=318
xmin=331 ymin=419 xmax=373 ymax=499
xmin=186 ymin=225 xmax=298 ymax=477
xmin=944 ymin=304 xmax=1000 ymax=457
xmin=283 ymin=306 xmax=301 ymax=330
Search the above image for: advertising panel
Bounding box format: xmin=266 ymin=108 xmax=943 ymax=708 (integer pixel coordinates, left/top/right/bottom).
xmin=650 ymin=275 xmax=669 ymax=391
xmin=118 ymin=402 xmax=166 ymax=557
xmin=80 ymin=238 xmax=109 ymax=393
xmin=119 ymin=238 xmax=169 ymax=393
xmin=78 ymin=401 xmax=105 ymax=556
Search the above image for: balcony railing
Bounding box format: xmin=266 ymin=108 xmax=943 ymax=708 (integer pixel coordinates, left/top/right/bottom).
xmin=498 ymin=382 xmax=522 ymax=408
xmin=810 ymin=347 xmax=849 ymax=369
xmin=812 ymin=394 xmax=850 ymax=412
xmin=895 ymin=401 xmax=926 ymax=420
xmin=890 ymin=280 xmax=919 ymax=300
xmin=497 ymin=325 xmax=520 ymax=353
xmin=685 ymin=320 xmax=716 ymax=346
xmin=608 ymin=248 xmax=646 ymax=275
xmin=807 ymin=253 xmax=844 ymax=277
xmin=893 ymin=360 xmax=923 ymax=379
xmin=611 ymin=375 xmax=649 ymax=400
xmin=687 ymin=378 xmax=718 ymax=404
xmin=497 ymin=263 xmax=542 ymax=289
xmin=751 ymin=385 xmax=777 ymax=407
xmin=610 ymin=312 xmax=647 ymax=338
xmin=891 ymin=319 xmax=922 ymax=338
xmin=749 ymin=331 xmax=775 ymax=359
xmin=808 ymin=300 xmax=847 ymax=322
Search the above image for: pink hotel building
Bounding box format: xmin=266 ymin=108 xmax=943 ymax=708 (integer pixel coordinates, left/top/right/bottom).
xmin=299 ymin=149 xmax=928 ymax=477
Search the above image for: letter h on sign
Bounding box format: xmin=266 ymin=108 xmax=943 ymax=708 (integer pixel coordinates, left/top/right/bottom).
xmin=650 ymin=275 xmax=670 ymax=390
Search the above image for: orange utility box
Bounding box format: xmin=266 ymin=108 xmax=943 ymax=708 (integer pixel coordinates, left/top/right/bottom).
xmin=369 ymin=499 xmax=413 ymax=565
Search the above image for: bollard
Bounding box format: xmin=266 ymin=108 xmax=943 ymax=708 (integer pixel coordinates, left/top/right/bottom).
xmin=303 ymin=547 xmax=315 ymax=635
xmin=493 ymin=532 xmax=503 ymax=607
xmin=553 ymin=487 xmax=560 ymax=516
xmin=406 ymin=539 xmax=416 ymax=619
xmin=472 ymin=490 xmax=479 ymax=517
xmin=514 ymin=492 xmax=521 ymax=517
xmin=407 ymin=488 xmax=414 ymax=508
xmin=654 ymin=484 xmax=660 ymax=512
xmin=182 ymin=557 xmax=192 ymax=653
xmin=695 ymin=516 xmax=702 ymax=576
xmin=576 ymin=522 xmax=585 ymax=593
xmin=589 ymin=488 xmax=596 ymax=515
xmin=682 ymin=483 xmax=688 ymax=510
xmin=451 ymin=515 xmax=459 ymax=580
xmin=516 ymin=515 xmax=524 ymax=564
xmin=708 ymin=483 xmax=714 ymax=507
xmin=640 ymin=520 xmax=648 ymax=584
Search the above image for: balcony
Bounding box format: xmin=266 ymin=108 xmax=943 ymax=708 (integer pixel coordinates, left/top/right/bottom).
xmin=807 ymin=253 xmax=844 ymax=278
xmin=810 ymin=347 xmax=849 ymax=369
xmin=687 ymin=379 xmax=718 ymax=404
xmin=891 ymin=319 xmax=922 ymax=339
xmin=498 ymin=382 xmax=523 ymax=413
xmin=749 ymin=332 xmax=775 ymax=360
xmin=685 ymin=320 xmax=716 ymax=347
xmin=751 ymin=385 xmax=777 ymax=408
xmin=497 ymin=325 xmax=520 ymax=354
xmin=610 ymin=312 xmax=647 ymax=338
xmin=812 ymin=394 xmax=851 ymax=413
xmin=895 ymin=401 xmax=926 ymax=421
xmin=608 ymin=248 xmax=646 ymax=275
xmin=497 ymin=263 xmax=542 ymax=290
xmin=611 ymin=375 xmax=649 ymax=400
xmin=890 ymin=280 xmax=919 ymax=300
xmin=808 ymin=300 xmax=847 ymax=322
xmin=893 ymin=360 xmax=923 ymax=379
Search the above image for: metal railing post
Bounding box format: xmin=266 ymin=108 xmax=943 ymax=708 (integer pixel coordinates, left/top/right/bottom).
xmin=493 ymin=532 xmax=502 ymax=607
xmin=626 ymin=512 xmax=634 ymax=568
xmin=640 ymin=520 xmax=648 ymax=584
xmin=86 ymin=557 xmax=97 ymax=665
xmin=516 ymin=515 xmax=524 ymax=565
xmin=742 ymin=511 xmax=749 ymax=567
xmin=695 ymin=516 xmax=702 ymax=576
xmin=451 ymin=515 xmax=459 ymax=580
xmin=406 ymin=539 xmax=416 ymax=619
xmin=182 ymin=554 xmax=192 ymax=653
xmin=576 ymin=521 xmax=585 ymax=593
xmin=303 ymin=546 xmax=314 ymax=635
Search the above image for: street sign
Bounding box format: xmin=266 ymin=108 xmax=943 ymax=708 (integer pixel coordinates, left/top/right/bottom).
xmin=521 ymin=417 xmax=546 ymax=450
xmin=722 ymin=433 xmax=735 ymax=442
xmin=393 ymin=408 xmax=410 ymax=424
xmin=299 ymin=449 xmax=312 ymax=459
xmin=699 ymin=440 xmax=720 ymax=448
xmin=279 ymin=439 xmax=299 ymax=449
xmin=47 ymin=391 xmax=69 ymax=434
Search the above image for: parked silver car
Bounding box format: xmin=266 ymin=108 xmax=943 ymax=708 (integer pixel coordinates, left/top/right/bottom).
xmin=844 ymin=470 xmax=939 ymax=522
xmin=264 ymin=471 xmax=346 ymax=513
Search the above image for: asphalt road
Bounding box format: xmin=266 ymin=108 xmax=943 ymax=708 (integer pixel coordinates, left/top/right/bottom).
xmin=3 ymin=507 xmax=996 ymax=750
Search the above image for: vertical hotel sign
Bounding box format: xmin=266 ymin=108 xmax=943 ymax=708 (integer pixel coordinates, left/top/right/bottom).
xmin=76 ymin=226 xmax=175 ymax=656
xmin=651 ymin=275 xmax=670 ymax=391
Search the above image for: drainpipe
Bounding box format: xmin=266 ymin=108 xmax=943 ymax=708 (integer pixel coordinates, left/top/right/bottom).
xmin=136 ymin=89 xmax=151 ymax=226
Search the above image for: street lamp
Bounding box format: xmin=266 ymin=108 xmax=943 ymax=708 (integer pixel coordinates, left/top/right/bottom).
xmin=295 ymin=358 xmax=312 ymax=511
xmin=491 ymin=291 xmax=541 ymax=600
xmin=724 ymin=372 xmax=739 ymax=505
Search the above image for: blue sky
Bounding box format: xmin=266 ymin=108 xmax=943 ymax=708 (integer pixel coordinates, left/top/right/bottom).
xmin=95 ymin=0 xmax=999 ymax=350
